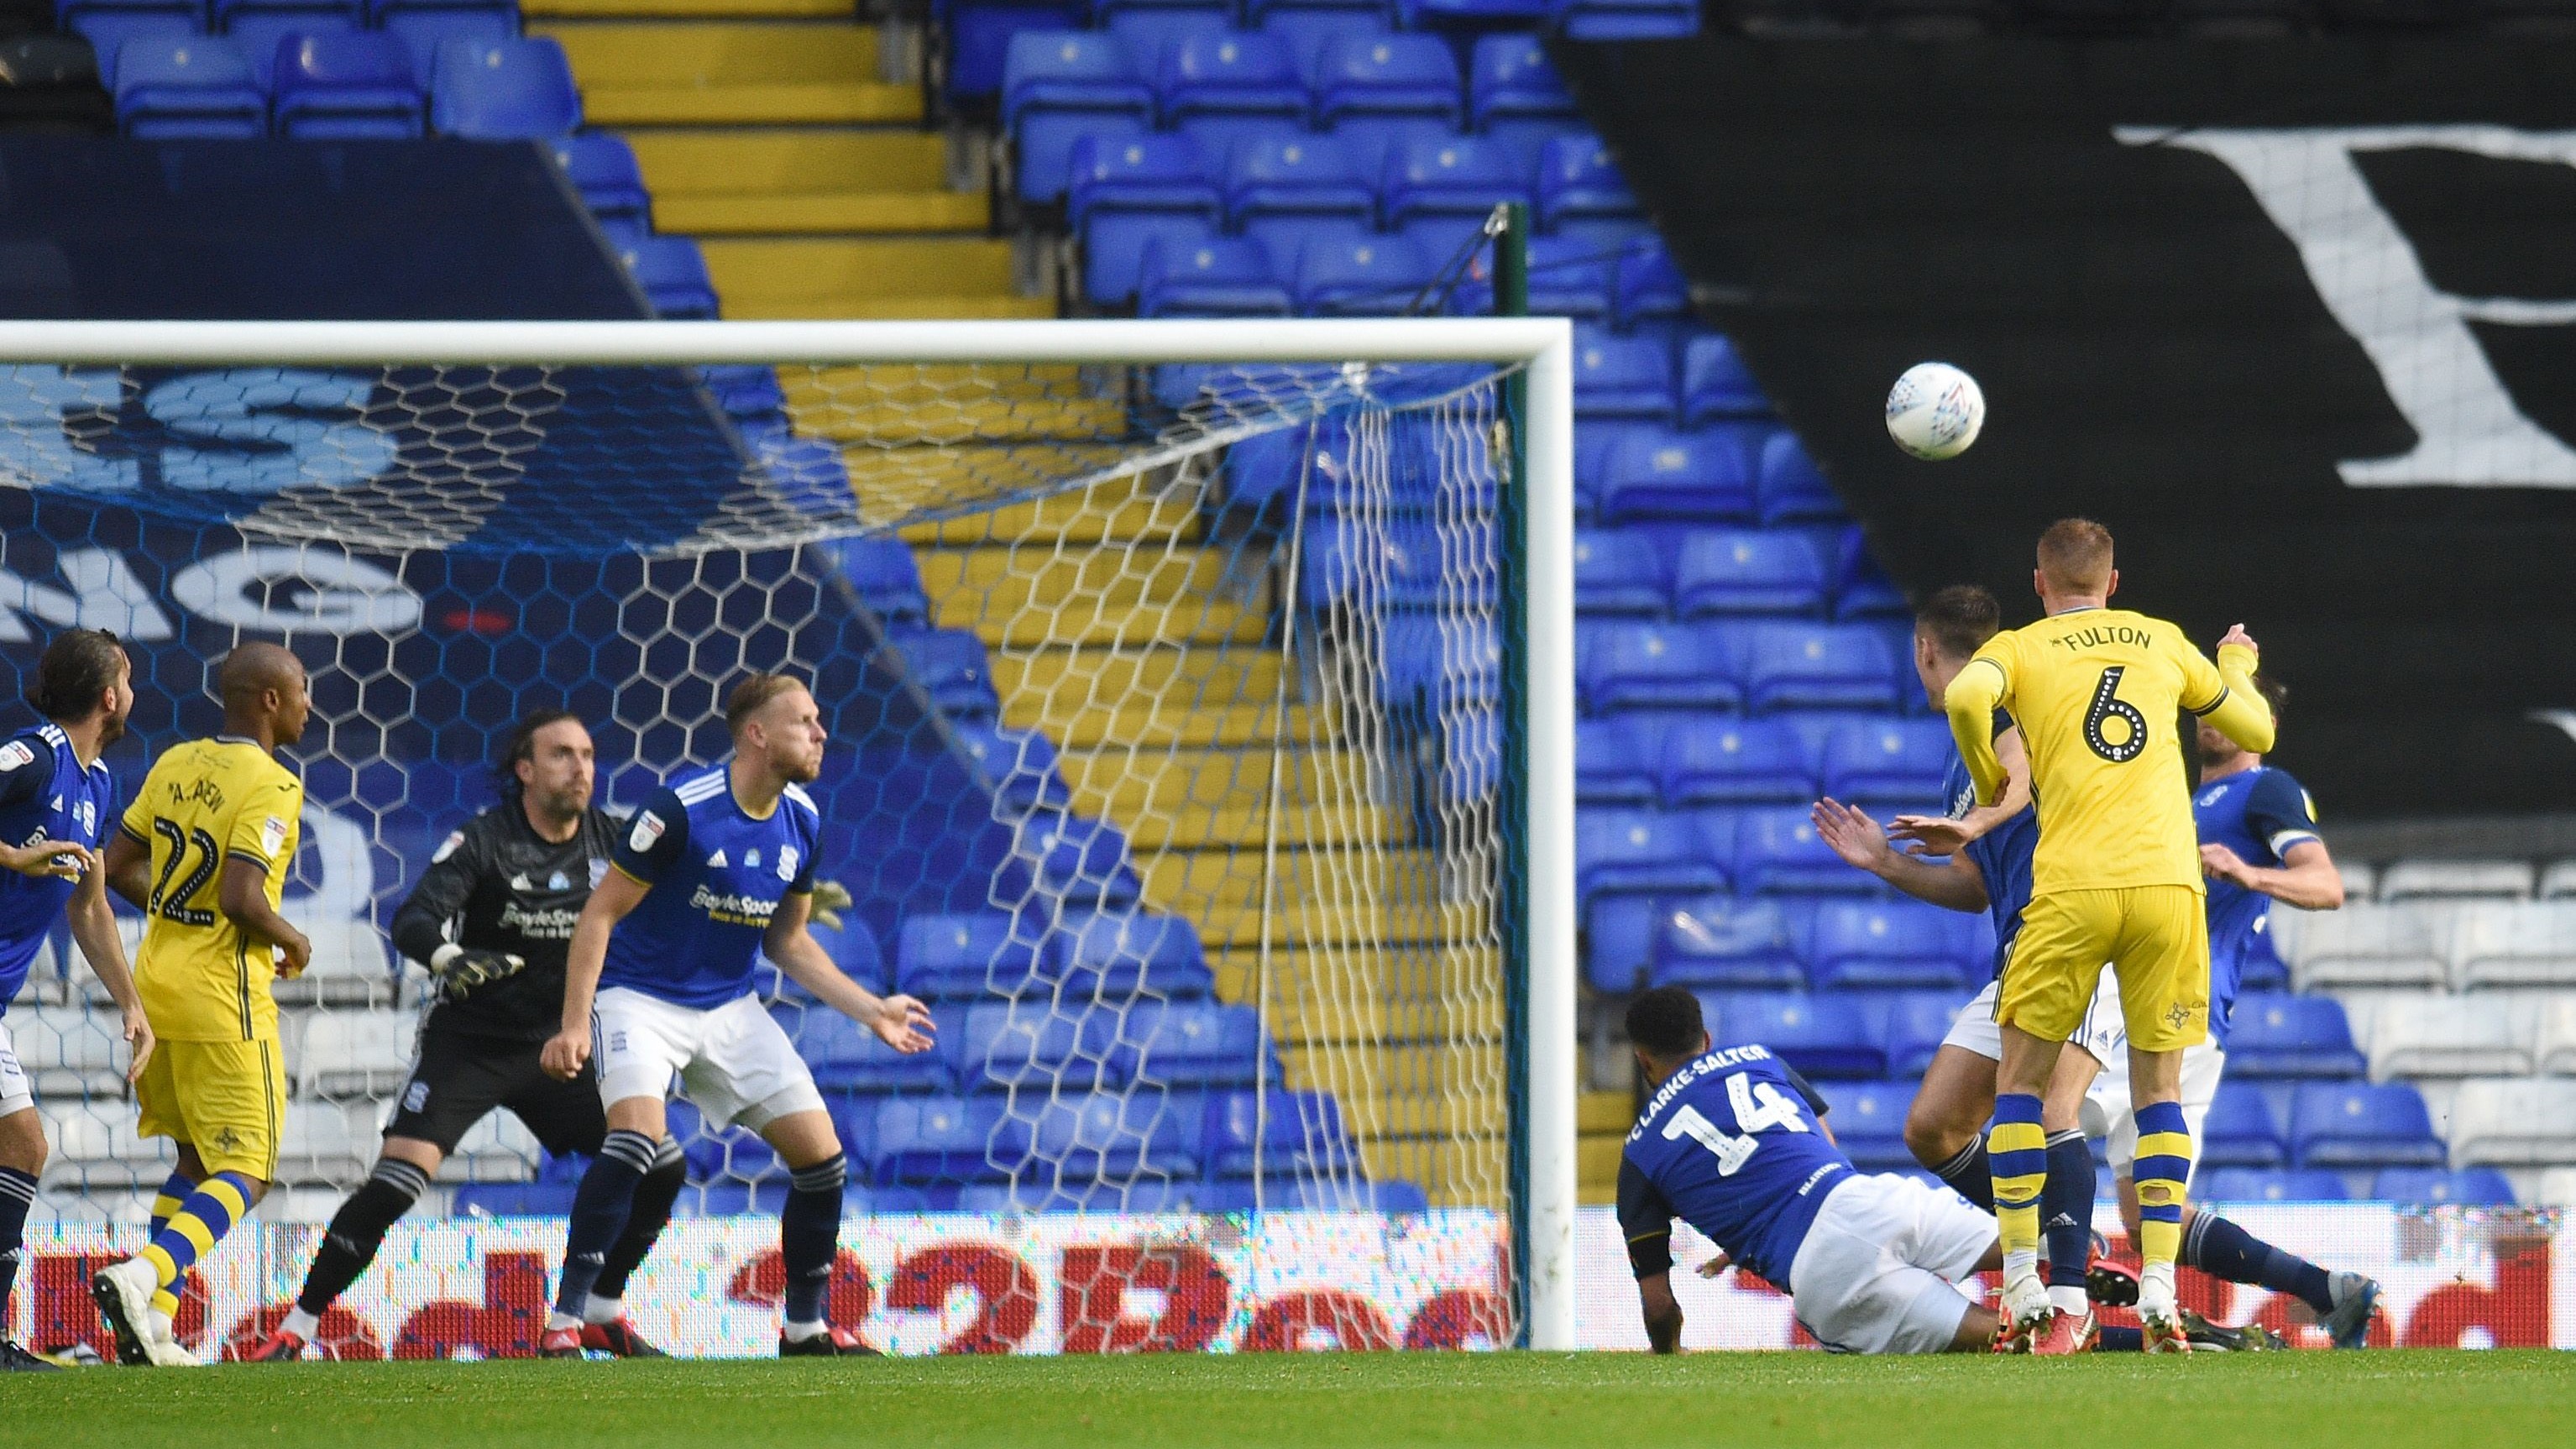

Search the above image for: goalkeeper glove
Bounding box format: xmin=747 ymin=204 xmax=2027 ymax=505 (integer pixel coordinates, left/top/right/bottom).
xmin=430 ymin=945 xmax=526 ymax=1002
xmin=809 ymin=878 xmax=852 ymax=932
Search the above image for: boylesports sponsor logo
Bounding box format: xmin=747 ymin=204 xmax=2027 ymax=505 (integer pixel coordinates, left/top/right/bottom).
xmin=689 ymin=881 xmax=783 ymax=927
xmin=499 ymin=901 xmax=581 ymax=940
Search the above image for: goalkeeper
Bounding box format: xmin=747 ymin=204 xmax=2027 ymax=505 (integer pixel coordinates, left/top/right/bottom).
xmin=250 ymin=711 xmax=704 ymax=1361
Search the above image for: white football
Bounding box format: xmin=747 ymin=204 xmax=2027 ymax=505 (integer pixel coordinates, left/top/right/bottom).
xmin=1885 ymin=362 xmax=1986 ymax=461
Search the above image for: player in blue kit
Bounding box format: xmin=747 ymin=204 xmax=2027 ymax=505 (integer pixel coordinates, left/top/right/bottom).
xmin=1619 ymin=987 xmax=2005 ymax=1354
xmin=537 ymin=673 xmax=935 ymax=1357
xmin=0 ymin=630 xmax=154 ymax=1370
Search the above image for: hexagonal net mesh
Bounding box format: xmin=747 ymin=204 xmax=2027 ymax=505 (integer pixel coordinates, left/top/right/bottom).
xmin=1 ymin=350 xmax=1525 ymax=1346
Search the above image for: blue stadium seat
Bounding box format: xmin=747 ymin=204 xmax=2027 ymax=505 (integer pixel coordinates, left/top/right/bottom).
xmin=1570 ymin=324 xmax=1674 ymax=420
xmin=1818 ymin=1080 xmax=1914 ymax=1169
xmin=1205 ymin=1088 xmax=1359 ymax=1177
xmin=1100 ymin=2 xmax=1234 ymax=61
xmin=1757 ymin=431 xmax=1844 ymax=525
xmin=1381 ymin=133 xmax=1532 ymax=255
xmin=1404 ymin=0 xmax=1552 ymax=30
xmin=874 ymin=1096 xmax=1009 ymax=1184
xmin=1003 ymin=31 xmax=1152 ymax=205
xmin=1734 ymin=804 xmax=1874 ymax=895
xmin=1809 ymin=898 xmax=1981 ymax=991
xmin=1139 ymin=234 xmax=1293 ymax=317
xmin=429 ymin=35 xmax=579 ymax=138
xmin=1879 ymin=989 xmax=1966 ymax=1078
xmin=2198 ymin=1077 xmax=2287 ymax=1168
xmin=936 ymin=0 xmax=1086 ymax=107
xmin=806 ymin=915 xmax=893 ymax=993
xmin=1671 ymin=529 xmax=1828 ymax=617
xmin=1699 ymin=990 xmax=1884 ymax=1078
xmin=1662 ymin=717 xmax=1813 ymax=805
xmin=874 ymin=627 xmax=1001 ymax=719
xmin=824 ymin=535 xmax=930 ymax=625
xmin=1577 ymin=715 xmax=1664 ymax=806
xmin=1291 ymin=233 xmax=1436 ymax=316
xmin=1818 ymin=718 xmax=1951 ymax=804
xmin=1595 ymin=426 xmax=1757 ymax=524
xmin=1534 ymin=134 xmax=1640 ymax=238
xmin=1576 ymin=808 xmax=1725 ymax=910
xmin=741 ymin=426 xmax=848 ymax=512
xmin=380 ymin=8 xmax=514 ymax=87
xmin=230 ymin=18 xmax=362 ymax=93
xmin=958 ymin=1000 xmax=1114 ymax=1093
xmin=1379 ymin=614 xmax=1500 ymax=714
xmin=1830 ymin=527 xmax=1909 ymax=621
xmin=1071 ymin=133 xmax=1220 ymax=307
xmin=1011 ymin=1091 xmax=1203 ymax=1177
xmin=950 ymin=723 xmax=1074 ymax=814
xmin=67 ymin=13 xmax=197 ymax=92
xmin=1613 ymin=238 xmax=1689 ymax=332
xmin=2238 ymin=918 xmax=2291 ymax=994
xmin=2288 ymin=1081 xmax=2445 ymax=1168
xmin=2370 ymin=1167 xmax=2515 ymax=1206
xmin=1578 ymin=620 xmax=1741 ymax=713
xmin=1108 ymin=1001 xmax=1270 ymax=1086
xmin=1573 ymin=526 xmax=1666 ymax=617
xmin=897 ymin=913 xmax=1049 ymax=1000
xmin=1587 ymin=896 xmax=1657 ymax=992
xmin=679 ymin=1181 xmax=790 ymax=1216
xmin=1054 ymin=911 xmax=1215 ymax=998
xmin=270 ymin=30 xmax=420 ymax=138
xmin=1160 ymin=30 xmax=1307 ymax=156
xmin=1743 ymin=621 xmax=1902 ymax=713
xmin=1518 ymin=233 xmax=1617 ymax=319
xmin=2196 ymin=1167 xmax=2352 ymax=1204
xmin=1270 ymin=1177 xmax=1431 ymax=1212
xmin=1466 ymin=33 xmax=1577 ymax=152
xmin=213 ymin=0 xmax=359 ymax=24
xmin=115 ymin=36 xmax=265 ymax=138
xmin=1652 ymin=894 xmax=1805 ymax=991
xmin=1227 ymin=132 xmax=1374 ymax=279
xmin=551 ymin=133 xmax=651 ymax=227
xmin=1251 ymin=1 xmax=1392 ymax=71
xmin=2226 ymin=993 xmax=2368 ymax=1078
xmin=786 ymin=1007 xmax=953 ymax=1093
xmin=453 ymin=1182 xmax=577 ymax=1216
xmin=1011 ymin=813 xmax=1144 ymax=908
xmin=1550 ymin=0 xmax=1700 ymax=40
xmin=1313 ymin=31 xmax=1459 ymax=175
xmin=1679 ymin=334 xmax=1770 ymax=426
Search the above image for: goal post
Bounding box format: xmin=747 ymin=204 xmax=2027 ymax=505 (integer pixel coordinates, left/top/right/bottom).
xmin=0 ymin=317 xmax=1579 ymax=1354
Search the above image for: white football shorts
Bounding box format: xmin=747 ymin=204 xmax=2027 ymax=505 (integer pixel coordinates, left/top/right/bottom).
xmin=1788 ymin=1171 xmax=1996 ymax=1355
xmin=1938 ymin=965 xmax=2123 ymax=1069
xmin=2084 ymin=1039 xmax=2228 ymax=1180
xmin=591 ymin=986 xmax=825 ymax=1133
xmin=0 ymin=1018 xmax=30 ymax=1117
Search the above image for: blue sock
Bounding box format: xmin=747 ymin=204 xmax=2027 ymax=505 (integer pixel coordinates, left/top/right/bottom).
xmin=2097 ymin=1325 xmax=2143 ymax=1352
xmin=0 ymin=1166 xmax=34 ymax=1331
xmin=2186 ymin=1211 xmax=2333 ymax=1316
xmin=1931 ymin=1138 xmax=1993 ymax=1210
xmin=552 ymin=1129 xmax=653 ymax=1321
xmin=780 ymin=1153 xmax=846 ymax=1327
xmin=2042 ymin=1131 xmax=2094 ymax=1290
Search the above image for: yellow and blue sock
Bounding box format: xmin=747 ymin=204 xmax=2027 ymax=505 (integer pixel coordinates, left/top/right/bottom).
xmin=149 ymin=1169 xmax=194 ymax=1237
xmin=1987 ymin=1093 xmax=2047 ymax=1290
xmin=2133 ymin=1101 xmax=2194 ymax=1302
xmin=0 ymin=1166 xmax=35 ymax=1331
xmin=140 ymin=1171 xmax=254 ymax=1319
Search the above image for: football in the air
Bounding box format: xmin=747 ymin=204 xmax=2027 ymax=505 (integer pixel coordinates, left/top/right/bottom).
xmin=1885 ymin=362 xmax=1986 ymax=461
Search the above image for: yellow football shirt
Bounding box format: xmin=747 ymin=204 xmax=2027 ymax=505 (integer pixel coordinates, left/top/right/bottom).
xmin=1946 ymin=608 xmax=2270 ymax=897
xmin=118 ymin=737 xmax=304 ymax=1042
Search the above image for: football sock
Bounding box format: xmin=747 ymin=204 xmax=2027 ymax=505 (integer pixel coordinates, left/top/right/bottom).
xmin=2042 ymin=1130 xmax=2094 ymax=1316
xmin=549 ymin=1129 xmax=653 ymax=1328
xmin=140 ymin=1171 xmax=255 ymax=1320
xmin=1931 ymin=1138 xmax=1993 ymax=1210
xmin=2096 ymin=1325 xmax=2144 ymax=1352
xmin=296 ymin=1157 xmax=429 ymax=1316
xmin=1987 ymin=1094 xmax=2047 ymax=1292
xmin=2132 ymin=1101 xmax=2194 ymax=1307
xmin=0 ymin=1166 xmax=34 ymax=1331
xmin=592 ymin=1135 xmax=685 ymax=1305
xmin=2185 ymin=1210 xmax=2335 ymax=1316
xmin=149 ymin=1169 xmax=195 ymax=1237
xmin=780 ymin=1153 xmax=846 ymax=1329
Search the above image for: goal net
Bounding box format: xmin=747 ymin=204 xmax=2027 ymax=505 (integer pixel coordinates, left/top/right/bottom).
xmin=0 ymin=319 xmax=1575 ymax=1356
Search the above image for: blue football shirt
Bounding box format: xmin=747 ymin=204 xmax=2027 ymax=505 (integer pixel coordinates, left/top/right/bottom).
xmin=1941 ymin=709 xmax=2037 ymax=981
xmin=1616 ymin=1044 xmax=1851 ymax=1290
xmin=2193 ymin=766 xmax=2320 ymax=1049
xmin=0 ymin=724 xmax=115 ymax=1012
xmin=599 ymin=765 xmax=819 ymax=1009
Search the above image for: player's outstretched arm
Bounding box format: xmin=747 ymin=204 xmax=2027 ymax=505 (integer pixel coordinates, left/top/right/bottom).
xmin=65 ymin=846 xmax=152 ymax=1080
xmin=2202 ymin=839 xmax=2344 ymax=911
xmin=765 ymin=892 xmax=935 ymax=1054
xmin=1637 ymin=1273 xmax=1683 ymax=1355
xmin=546 ymin=868 xmax=648 ymax=1080
xmin=1942 ymin=660 xmax=2011 ymax=806
xmin=100 ymin=830 xmax=152 ymax=912
xmin=1813 ymin=798 xmax=1989 ymax=913
xmin=218 ymin=857 xmax=312 ymax=979
xmin=2196 ymin=625 xmax=2276 ymax=754
xmin=1891 ymin=726 xmax=2031 ymax=855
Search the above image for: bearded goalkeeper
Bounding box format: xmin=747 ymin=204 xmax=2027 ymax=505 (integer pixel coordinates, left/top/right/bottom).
xmin=1943 ymin=519 xmax=2274 ymax=1353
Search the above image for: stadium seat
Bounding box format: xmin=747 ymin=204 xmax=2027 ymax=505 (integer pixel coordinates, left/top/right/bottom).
xmin=1 ymin=1007 xmax=125 ymax=1099
xmin=1551 ymin=0 xmax=1701 ymax=40
xmin=1007 ymin=1091 xmax=1203 ymax=1177
xmin=1517 ymin=233 xmax=1619 ymax=319
xmin=1205 ymin=1088 xmax=1359 ymax=1177
xmin=1671 ymin=529 xmax=1827 ymax=617
xmin=1830 ymin=526 xmax=1908 ymax=620
xmin=1877 ymin=990 xmax=1964 ymax=1078
xmin=898 ymin=913 xmax=1048 ymax=999
xmin=957 ymin=1000 xmax=1114 ymax=1093
xmin=1651 ymin=894 xmax=1805 ymax=991
xmin=2447 ymin=900 xmax=2576 ymax=988
xmin=1107 ymin=1001 xmax=1270 ymax=1086
xmin=1270 ymin=1176 xmax=1430 ymax=1211
xmin=1809 ymin=899 xmax=1982 ymax=991
xmin=1613 ymin=238 xmax=1689 ymax=332
xmin=874 ymin=626 xmax=1002 ymax=719
xmin=2370 ymin=1167 xmax=2516 ymax=1206
xmin=2287 ymin=1081 xmax=2445 ymax=1168
xmin=429 ymin=35 xmax=578 ymax=138
xmin=295 ymin=1010 xmax=411 ymax=1099
xmin=1160 ymin=30 xmax=1307 ymax=156
xmin=1662 ymin=717 xmax=1814 ymax=805
xmin=1818 ymin=718 xmax=1950 ymax=805
xmin=1699 ymin=991 xmax=1883 ymax=1078
xmin=1576 ymin=808 xmax=1725 ymax=909
xmin=699 ymin=363 xmax=786 ymax=427
xmin=1587 ymin=897 xmax=1657 ymax=991
xmin=1010 ymin=813 xmax=1144 ymax=908
xmin=66 ymin=13 xmax=191 ymax=91
xmin=2226 ymin=993 xmax=2369 ymax=1078
xmin=1100 ymin=0 xmax=1234 ymax=60
xmin=1756 ymin=431 xmax=1844 ymax=524
xmin=1573 ymin=526 xmax=1668 ymax=616
xmin=1534 ymin=134 xmax=1640 ymax=240
xmin=226 ymin=13 xmax=361 ymax=91
xmin=1003 ymin=31 xmax=1152 ymax=205
xmin=2539 ymin=997 xmax=2576 ymax=1075
xmin=453 ymin=1182 xmax=577 ymax=1216
xmin=2268 ymin=901 xmax=2448 ymax=989
xmin=1818 ymin=1080 xmax=1914 ymax=1168
xmin=951 ymin=722 xmax=1073 ymax=814
xmin=1742 ymin=621 xmax=1902 ymax=713
xmin=788 ymin=1007 xmax=953 ymax=1093
xmin=1579 ymin=621 xmax=1741 ymax=713
xmin=378 ymin=8 xmax=513 ymax=86
xmin=276 ymin=1102 xmax=375 ymax=1187
xmin=267 ymin=29 xmax=421 ymax=138
xmin=1570 ymin=325 xmax=1675 ymax=420
xmin=2365 ymin=994 xmax=2532 ymax=1078
xmin=2541 ymin=857 xmax=2576 ymax=899
xmin=1466 ymin=33 xmax=1578 ymax=151
xmin=1071 ymin=133 xmax=1220 ymax=307
xmin=1228 ymin=132 xmax=1376 ymax=279
xmin=1678 ymin=334 xmax=1769 ymax=426
xmin=613 ymin=234 xmax=717 ymax=319
xmin=1291 ymin=233 xmax=1437 ymax=315
xmin=2378 ymin=858 xmax=2533 ymax=902
xmin=2443 ymin=1078 xmax=2576 ymax=1166
xmin=1578 ymin=715 xmax=1665 ymax=806
xmin=1139 ymin=234 xmax=1294 ymax=317
xmin=115 ymin=35 xmax=265 ymax=138
xmin=1594 ymin=426 xmax=1758 ymax=523
xmin=1053 ymin=911 xmax=1215 ymax=998
xmin=2197 ymin=1078 xmax=2287 ymax=1168
xmin=2196 ymin=1167 xmax=2353 ymax=1203
xmin=874 ymin=1096 xmax=1010 ymax=1184
xmin=550 ymin=133 xmax=650 ymax=227
xmin=2238 ymin=916 xmax=2291 ymax=993
xmin=1381 ymin=133 xmax=1533 ymax=255
xmin=1311 ymin=32 xmax=1461 ymax=177
xmin=824 ymin=534 xmax=930 ymax=625
xmin=1734 ymin=804 xmax=1873 ymax=894
xmin=1251 ymin=0 xmax=1393 ymax=67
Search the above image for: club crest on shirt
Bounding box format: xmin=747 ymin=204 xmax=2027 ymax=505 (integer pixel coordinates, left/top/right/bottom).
xmin=547 ymin=871 xmax=569 ymax=891
xmin=778 ymin=845 xmax=798 ymax=881
xmin=745 ymin=848 xmax=762 ymax=870
xmin=630 ymin=811 xmax=665 ymax=852
xmin=0 ymin=741 xmax=32 ymax=772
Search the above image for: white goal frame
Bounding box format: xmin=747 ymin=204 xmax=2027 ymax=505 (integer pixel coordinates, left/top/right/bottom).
xmin=0 ymin=316 xmax=1580 ymax=1352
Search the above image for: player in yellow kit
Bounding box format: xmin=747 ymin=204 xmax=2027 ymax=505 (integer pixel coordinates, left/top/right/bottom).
xmin=1943 ymin=520 xmax=2275 ymax=1354
xmin=89 ymin=642 xmax=314 ymax=1368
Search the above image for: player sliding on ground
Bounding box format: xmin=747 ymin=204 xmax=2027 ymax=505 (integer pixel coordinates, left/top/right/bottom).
xmin=1943 ymin=519 xmax=2275 ymax=1352
xmin=249 ymin=710 xmax=683 ymax=1362
xmin=0 ymin=630 xmax=154 ymax=1372
xmin=92 ymin=642 xmax=314 ymax=1368
xmin=539 ymin=672 xmax=935 ymax=1357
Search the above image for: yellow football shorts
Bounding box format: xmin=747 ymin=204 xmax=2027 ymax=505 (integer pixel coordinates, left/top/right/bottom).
xmin=135 ymin=1038 xmax=285 ymax=1180
xmin=2000 ymin=886 xmax=2211 ymax=1052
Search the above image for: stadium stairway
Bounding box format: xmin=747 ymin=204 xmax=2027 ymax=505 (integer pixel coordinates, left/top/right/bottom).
xmin=528 ymin=0 xmax=1045 ymax=320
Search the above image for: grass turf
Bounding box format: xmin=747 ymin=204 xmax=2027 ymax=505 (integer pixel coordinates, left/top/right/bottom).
xmin=3 ymin=1351 xmax=2570 ymax=1447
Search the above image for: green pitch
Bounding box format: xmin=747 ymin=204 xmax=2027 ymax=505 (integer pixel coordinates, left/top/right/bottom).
xmin=4 ymin=1351 xmax=2569 ymax=1447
